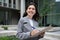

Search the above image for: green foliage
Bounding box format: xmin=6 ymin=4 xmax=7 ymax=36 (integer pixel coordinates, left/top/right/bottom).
xmin=40 ymin=0 xmax=55 ymax=16
xmin=0 ymin=35 xmax=20 ymax=40
xmin=1 ymin=25 xmax=8 ymax=30
xmin=38 ymin=0 xmax=55 ymax=26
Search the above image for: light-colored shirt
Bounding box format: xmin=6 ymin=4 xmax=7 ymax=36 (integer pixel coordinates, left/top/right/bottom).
xmin=29 ymin=19 xmax=33 ymax=27
xmin=29 ymin=19 xmax=36 ymax=29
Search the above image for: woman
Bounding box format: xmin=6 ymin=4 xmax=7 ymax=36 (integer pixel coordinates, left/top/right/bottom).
xmin=16 ymin=2 xmax=45 ymax=40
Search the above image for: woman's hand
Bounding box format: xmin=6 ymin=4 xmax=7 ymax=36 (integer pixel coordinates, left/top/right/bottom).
xmin=39 ymin=32 xmax=45 ymax=38
xmin=30 ymin=29 xmax=45 ymax=38
xmin=30 ymin=29 xmax=39 ymax=36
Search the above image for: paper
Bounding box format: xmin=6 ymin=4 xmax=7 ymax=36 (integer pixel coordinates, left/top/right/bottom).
xmin=31 ymin=25 xmax=53 ymax=37
xmin=40 ymin=25 xmax=53 ymax=32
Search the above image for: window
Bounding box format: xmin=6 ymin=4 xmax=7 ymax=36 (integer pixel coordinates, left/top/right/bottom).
xmin=9 ymin=0 xmax=11 ymax=3
xmin=55 ymin=2 xmax=60 ymax=13
xmin=0 ymin=0 xmax=2 ymax=5
xmin=3 ymin=0 xmax=7 ymax=6
xmin=9 ymin=0 xmax=11 ymax=7
xmin=41 ymin=0 xmax=60 ymax=27
xmin=0 ymin=0 xmax=2 ymax=2
xmin=3 ymin=3 xmax=7 ymax=6
xmin=0 ymin=10 xmax=20 ymax=25
xmin=0 ymin=2 xmax=2 ymax=5
xmin=13 ymin=0 xmax=15 ymax=4
xmin=13 ymin=0 xmax=16 ymax=8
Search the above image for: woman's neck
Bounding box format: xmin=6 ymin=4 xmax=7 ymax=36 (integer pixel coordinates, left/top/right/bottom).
xmin=27 ymin=15 xmax=33 ymax=19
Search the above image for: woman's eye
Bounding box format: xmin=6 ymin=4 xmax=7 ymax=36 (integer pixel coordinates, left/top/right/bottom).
xmin=32 ymin=8 xmax=35 ymax=10
xmin=28 ymin=8 xmax=35 ymax=10
xmin=29 ymin=8 xmax=31 ymax=10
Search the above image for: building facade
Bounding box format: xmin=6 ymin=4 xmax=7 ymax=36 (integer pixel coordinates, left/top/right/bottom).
xmin=0 ymin=0 xmax=20 ymax=25
xmin=44 ymin=0 xmax=60 ymax=27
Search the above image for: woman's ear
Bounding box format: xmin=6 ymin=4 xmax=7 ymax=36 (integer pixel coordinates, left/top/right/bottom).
xmin=26 ymin=9 xmax=28 ymax=14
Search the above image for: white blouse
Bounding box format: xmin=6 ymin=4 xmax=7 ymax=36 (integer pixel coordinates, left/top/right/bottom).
xmin=29 ymin=19 xmax=33 ymax=27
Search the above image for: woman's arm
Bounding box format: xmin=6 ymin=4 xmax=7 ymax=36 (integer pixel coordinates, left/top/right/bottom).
xmin=16 ymin=18 xmax=31 ymax=40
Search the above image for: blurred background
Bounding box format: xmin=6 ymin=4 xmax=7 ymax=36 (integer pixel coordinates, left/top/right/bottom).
xmin=0 ymin=0 xmax=60 ymax=40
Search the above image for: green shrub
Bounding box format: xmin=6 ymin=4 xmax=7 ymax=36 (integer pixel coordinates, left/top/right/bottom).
xmin=1 ymin=25 xmax=8 ymax=30
xmin=0 ymin=35 xmax=20 ymax=40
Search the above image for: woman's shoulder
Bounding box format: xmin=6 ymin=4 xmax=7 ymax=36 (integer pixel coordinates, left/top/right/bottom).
xmin=20 ymin=17 xmax=28 ymax=21
xmin=33 ymin=19 xmax=38 ymax=24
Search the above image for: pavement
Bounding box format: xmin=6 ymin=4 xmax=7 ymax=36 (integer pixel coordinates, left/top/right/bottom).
xmin=0 ymin=26 xmax=60 ymax=40
xmin=39 ymin=32 xmax=60 ymax=40
xmin=0 ymin=30 xmax=60 ymax=40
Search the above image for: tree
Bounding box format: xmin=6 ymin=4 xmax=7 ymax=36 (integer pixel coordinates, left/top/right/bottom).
xmin=38 ymin=0 xmax=55 ymax=26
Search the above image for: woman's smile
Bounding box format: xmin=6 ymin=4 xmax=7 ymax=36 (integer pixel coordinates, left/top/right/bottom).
xmin=26 ymin=5 xmax=36 ymax=17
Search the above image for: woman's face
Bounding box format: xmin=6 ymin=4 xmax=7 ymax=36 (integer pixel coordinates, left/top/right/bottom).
xmin=26 ymin=5 xmax=36 ymax=17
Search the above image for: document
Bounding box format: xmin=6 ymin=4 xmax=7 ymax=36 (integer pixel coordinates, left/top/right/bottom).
xmin=40 ymin=25 xmax=53 ymax=32
xmin=32 ymin=25 xmax=53 ymax=37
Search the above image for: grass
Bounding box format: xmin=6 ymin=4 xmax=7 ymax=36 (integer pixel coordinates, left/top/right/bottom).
xmin=0 ymin=35 xmax=20 ymax=40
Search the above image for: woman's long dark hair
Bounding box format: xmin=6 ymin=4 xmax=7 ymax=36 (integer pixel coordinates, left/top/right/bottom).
xmin=23 ymin=2 xmax=40 ymax=21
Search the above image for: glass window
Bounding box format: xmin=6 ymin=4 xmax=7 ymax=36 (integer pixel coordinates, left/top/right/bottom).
xmin=9 ymin=0 xmax=11 ymax=7
xmin=0 ymin=0 xmax=2 ymax=2
xmin=55 ymin=2 xmax=60 ymax=13
xmin=42 ymin=0 xmax=60 ymax=27
xmin=13 ymin=0 xmax=15 ymax=4
xmin=0 ymin=11 xmax=4 ymax=25
xmin=9 ymin=0 xmax=11 ymax=3
xmin=3 ymin=0 xmax=7 ymax=6
xmin=13 ymin=0 xmax=16 ymax=8
xmin=0 ymin=0 xmax=2 ymax=5
xmin=0 ymin=10 xmax=20 ymax=25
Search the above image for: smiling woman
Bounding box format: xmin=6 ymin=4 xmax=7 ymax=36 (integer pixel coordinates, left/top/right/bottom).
xmin=16 ymin=2 xmax=45 ymax=40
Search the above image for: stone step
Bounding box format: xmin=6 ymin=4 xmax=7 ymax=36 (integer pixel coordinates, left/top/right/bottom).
xmin=0 ymin=30 xmax=17 ymax=37
xmin=0 ymin=30 xmax=60 ymax=40
xmin=0 ymin=25 xmax=17 ymax=30
xmin=41 ymin=32 xmax=60 ymax=40
xmin=38 ymin=27 xmax=60 ymax=32
xmin=8 ymin=27 xmax=17 ymax=30
xmin=0 ymin=28 xmax=4 ymax=31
